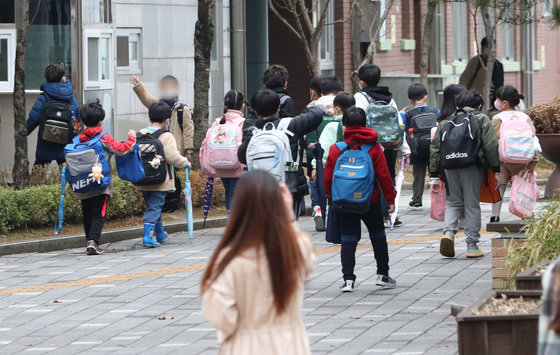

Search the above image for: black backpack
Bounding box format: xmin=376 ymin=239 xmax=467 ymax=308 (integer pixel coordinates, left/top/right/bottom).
xmin=407 ymin=108 xmax=438 ymax=159
xmin=38 ymin=94 xmax=75 ymax=145
xmin=162 ymin=170 xmax=182 ymax=213
xmin=439 ymin=110 xmax=481 ymax=170
xmin=136 ymin=129 xmax=171 ymax=186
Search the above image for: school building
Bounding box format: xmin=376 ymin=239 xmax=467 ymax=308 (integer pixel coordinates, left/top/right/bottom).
xmin=0 ymin=0 xmax=559 ymax=169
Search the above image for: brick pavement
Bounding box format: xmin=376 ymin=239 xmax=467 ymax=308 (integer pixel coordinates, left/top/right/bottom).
xmin=0 ymin=190 xmax=527 ymax=354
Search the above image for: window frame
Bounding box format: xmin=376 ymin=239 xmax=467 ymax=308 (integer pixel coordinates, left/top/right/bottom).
xmin=83 ymin=29 xmax=113 ymax=89
xmin=318 ymin=0 xmax=335 ymax=72
xmin=451 ymin=2 xmax=468 ymax=63
xmin=543 ymin=0 xmax=555 ymax=18
xmin=116 ymin=28 xmax=142 ymax=74
xmin=0 ymin=28 xmax=15 ymax=92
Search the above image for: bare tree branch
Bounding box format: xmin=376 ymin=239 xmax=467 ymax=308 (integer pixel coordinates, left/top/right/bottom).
xmin=269 ymin=0 xmax=304 ymax=41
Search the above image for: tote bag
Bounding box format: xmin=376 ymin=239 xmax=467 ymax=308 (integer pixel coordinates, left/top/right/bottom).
xmin=509 ymin=170 xmax=539 ymax=218
xmin=430 ymin=181 xmax=446 ymax=222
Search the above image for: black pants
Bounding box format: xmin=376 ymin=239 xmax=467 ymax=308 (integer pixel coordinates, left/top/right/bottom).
xmin=81 ymin=194 xmax=109 ymax=244
xmin=383 ymin=149 xmax=398 ymax=183
xmin=338 ymin=203 xmax=389 ymax=281
xmin=33 ymin=158 xmax=65 ymax=169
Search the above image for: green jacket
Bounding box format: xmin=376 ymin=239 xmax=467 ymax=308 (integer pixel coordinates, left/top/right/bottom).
xmin=306 ymin=115 xmax=343 ymax=161
xmin=429 ymin=108 xmax=500 ymax=177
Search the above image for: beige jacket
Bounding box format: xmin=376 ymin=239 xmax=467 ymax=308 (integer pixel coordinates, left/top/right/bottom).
xmin=202 ymin=234 xmax=316 ymax=355
xmin=136 ymin=128 xmax=190 ymax=192
xmin=459 ymin=56 xmax=485 ymax=93
xmin=133 ymin=82 xmax=194 ymax=155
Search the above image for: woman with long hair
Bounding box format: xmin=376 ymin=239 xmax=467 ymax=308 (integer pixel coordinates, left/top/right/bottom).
xmin=438 ymin=84 xmax=467 ymax=122
xmin=201 ymin=170 xmax=316 ymax=355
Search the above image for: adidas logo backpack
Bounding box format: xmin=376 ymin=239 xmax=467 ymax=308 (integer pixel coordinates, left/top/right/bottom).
xmin=64 ymin=133 xmax=111 ymax=193
xmin=246 ymin=118 xmax=295 ymax=183
xmin=331 ymin=142 xmax=375 ymax=214
xmin=439 ymin=111 xmax=480 ymax=169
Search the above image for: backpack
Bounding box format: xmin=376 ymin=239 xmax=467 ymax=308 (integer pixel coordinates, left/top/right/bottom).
xmin=331 ymin=142 xmax=376 ymax=214
xmin=115 ymin=144 xmax=146 ymax=184
xmin=362 ymin=93 xmax=402 ymax=148
xmin=407 ymin=108 xmax=438 ymax=158
xmin=498 ymin=113 xmax=535 ymax=164
xmin=64 ymin=133 xmax=111 ymax=193
xmin=246 ymin=118 xmax=295 ymax=184
xmin=305 ymin=115 xmax=343 ymax=159
xmin=162 ymin=170 xmax=182 ymax=213
xmin=439 ymin=110 xmax=481 ymax=170
xmin=200 ymin=117 xmax=243 ymax=176
xmin=135 ymin=129 xmax=170 ymax=186
xmin=39 ymin=94 xmax=76 ymax=145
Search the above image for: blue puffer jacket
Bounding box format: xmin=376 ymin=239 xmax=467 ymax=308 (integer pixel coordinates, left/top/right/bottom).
xmin=27 ymin=81 xmax=80 ymax=162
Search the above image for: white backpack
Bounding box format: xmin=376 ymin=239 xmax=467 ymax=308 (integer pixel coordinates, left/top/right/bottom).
xmin=246 ymin=118 xmax=295 ymax=183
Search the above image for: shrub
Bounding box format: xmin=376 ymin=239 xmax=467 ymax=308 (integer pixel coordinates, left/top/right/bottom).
xmin=0 ymin=170 xmax=226 ymax=234
xmin=526 ymin=96 xmax=560 ymax=134
xmin=505 ymin=200 xmax=560 ymax=276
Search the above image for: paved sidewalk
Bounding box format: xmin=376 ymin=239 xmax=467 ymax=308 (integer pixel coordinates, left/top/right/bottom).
xmin=0 ymin=190 xmax=525 ymax=354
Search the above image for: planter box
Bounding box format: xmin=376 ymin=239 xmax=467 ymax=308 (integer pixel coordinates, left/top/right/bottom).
xmin=516 ymin=260 xmax=550 ymax=291
xmin=457 ymin=290 xmax=542 ymax=355
xmin=490 ymin=225 xmax=526 ymax=289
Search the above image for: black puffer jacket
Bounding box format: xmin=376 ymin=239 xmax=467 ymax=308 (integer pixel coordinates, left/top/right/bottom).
xmin=237 ymin=106 xmax=323 ymax=165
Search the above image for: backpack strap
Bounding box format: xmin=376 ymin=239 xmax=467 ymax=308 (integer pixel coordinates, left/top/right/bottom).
xmin=176 ymin=103 xmax=185 ymax=132
xmin=277 ymin=117 xmax=295 ymax=137
xmin=361 ymin=92 xmax=374 ymax=104
xmin=360 ymin=143 xmax=376 ymax=153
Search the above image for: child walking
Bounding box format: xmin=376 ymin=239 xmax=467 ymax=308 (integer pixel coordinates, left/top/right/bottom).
xmin=73 ymin=100 xmax=136 ymax=255
xmin=402 ymin=83 xmax=440 ymax=209
xmin=201 ymin=170 xmax=316 ymax=355
xmin=324 ymin=107 xmax=397 ymax=292
xmin=138 ymin=102 xmax=190 ymax=248
xmin=490 ymin=86 xmax=538 ymax=222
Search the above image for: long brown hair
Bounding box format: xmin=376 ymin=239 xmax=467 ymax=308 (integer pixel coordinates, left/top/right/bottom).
xmin=201 ymin=170 xmax=304 ymax=314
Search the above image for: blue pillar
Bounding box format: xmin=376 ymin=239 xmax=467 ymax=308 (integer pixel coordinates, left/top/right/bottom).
xmin=246 ymin=0 xmax=269 ymax=99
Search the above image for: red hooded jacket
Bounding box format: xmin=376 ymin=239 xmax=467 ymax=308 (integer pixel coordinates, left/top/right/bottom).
xmin=324 ymin=126 xmax=396 ymax=205
xmin=79 ymin=127 xmax=136 ymax=153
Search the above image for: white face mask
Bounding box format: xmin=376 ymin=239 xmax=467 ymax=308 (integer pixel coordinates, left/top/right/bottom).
xmin=494 ymin=100 xmax=504 ymax=111
xmin=161 ymin=91 xmax=178 ymax=101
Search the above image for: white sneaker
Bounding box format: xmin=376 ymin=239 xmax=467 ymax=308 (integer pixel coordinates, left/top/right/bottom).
xmin=313 ymin=206 xmax=325 ymax=232
xmin=339 ymin=280 xmax=355 ymax=293
xmin=375 ymin=275 xmax=396 ymax=289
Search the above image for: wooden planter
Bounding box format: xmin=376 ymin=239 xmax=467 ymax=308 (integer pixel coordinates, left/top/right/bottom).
xmin=456 ymin=290 xmax=542 ymax=355
xmin=515 ymin=260 xmax=550 ymax=291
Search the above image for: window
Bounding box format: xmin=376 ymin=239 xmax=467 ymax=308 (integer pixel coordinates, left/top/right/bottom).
xmin=116 ymin=29 xmax=142 ymax=74
xmin=84 ymin=31 xmax=112 ymax=87
xmin=452 ymin=2 xmax=468 ymax=62
xmin=0 ymin=0 xmax=14 ymax=23
xmin=210 ymin=0 xmax=222 ymax=70
xmin=318 ymin=0 xmax=335 ymax=72
xmin=501 ymin=8 xmax=515 ymax=60
xmin=0 ymin=29 xmax=15 ymax=91
xmin=543 ymin=0 xmax=555 ymax=18
xmin=83 ymin=0 xmax=112 ymax=25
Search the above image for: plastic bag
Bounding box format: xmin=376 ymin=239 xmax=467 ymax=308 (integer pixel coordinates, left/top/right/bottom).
xmin=509 ymin=170 xmax=539 ymax=218
xmin=430 ymin=181 xmax=446 ymax=222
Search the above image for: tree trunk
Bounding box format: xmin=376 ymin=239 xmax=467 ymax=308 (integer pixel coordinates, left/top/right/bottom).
xmin=480 ymin=5 xmax=496 ymax=113
xmin=420 ymin=0 xmax=439 ymax=87
xmin=192 ymin=0 xmax=215 ymax=169
xmin=350 ymin=0 xmax=362 ymax=93
xmin=13 ymin=0 xmax=30 ymax=189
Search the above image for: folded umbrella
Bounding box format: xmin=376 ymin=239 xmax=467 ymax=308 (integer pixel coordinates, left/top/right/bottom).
xmin=390 ymin=156 xmax=407 ymax=230
xmin=183 ymin=168 xmax=194 ymax=243
xmin=313 ymin=143 xmax=327 ymax=227
xmin=202 ymin=177 xmax=214 ymax=228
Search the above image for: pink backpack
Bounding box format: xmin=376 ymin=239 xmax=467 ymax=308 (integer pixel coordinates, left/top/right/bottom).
xmin=200 ymin=117 xmax=243 ymax=178
xmin=509 ymin=170 xmax=539 ymax=218
xmin=498 ymin=112 xmax=535 ymax=164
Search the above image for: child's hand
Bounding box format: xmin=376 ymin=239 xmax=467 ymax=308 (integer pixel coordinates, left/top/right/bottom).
xmin=186 ymin=162 xmax=192 ymax=170
xmin=387 ymin=204 xmax=395 ymax=214
xmin=128 ymin=129 xmax=136 ymax=137
xmin=129 ymin=75 xmax=140 ymax=85
xmin=311 ymin=169 xmax=317 ymax=181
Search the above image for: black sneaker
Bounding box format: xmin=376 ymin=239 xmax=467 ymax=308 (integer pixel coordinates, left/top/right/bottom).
xmin=408 ymin=201 xmax=423 ymax=210
xmin=86 ymin=240 xmax=104 ymax=255
xmin=339 ymin=280 xmax=355 ymax=293
xmin=393 ymin=218 xmax=403 ymax=227
xmin=490 ymin=216 xmax=500 ymax=223
xmin=376 ymin=275 xmax=396 ymax=289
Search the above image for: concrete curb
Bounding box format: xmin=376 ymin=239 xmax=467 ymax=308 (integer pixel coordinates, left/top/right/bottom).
xmin=0 ymin=217 xmax=228 ymax=256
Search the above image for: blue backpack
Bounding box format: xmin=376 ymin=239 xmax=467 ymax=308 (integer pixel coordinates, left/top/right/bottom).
xmin=331 ymin=142 xmax=375 ymax=214
xmin=64 ymin=133 xmax=111 ymax=193
xmin=115 ymin=144 xmax=146 ymax=184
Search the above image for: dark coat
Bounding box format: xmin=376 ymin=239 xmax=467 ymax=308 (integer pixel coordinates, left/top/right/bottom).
xmin=27 ymin=81 xmax=80 ymax=162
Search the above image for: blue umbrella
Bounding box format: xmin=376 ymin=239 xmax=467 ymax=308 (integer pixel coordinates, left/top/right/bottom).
xmin=183 ymin=168 xmax=194 ymax=243
xmin=202 ymin=177 xmax=214 ymax=228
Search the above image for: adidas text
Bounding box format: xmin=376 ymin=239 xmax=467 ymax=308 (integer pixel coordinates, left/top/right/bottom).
xmin=445 ymin=152 xmax=468 ymax=159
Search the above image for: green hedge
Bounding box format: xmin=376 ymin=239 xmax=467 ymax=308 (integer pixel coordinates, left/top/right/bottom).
xmin=0 ymin=170 xmax=225 ymax=234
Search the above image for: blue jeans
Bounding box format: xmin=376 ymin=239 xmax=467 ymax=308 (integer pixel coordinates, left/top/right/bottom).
xmin=309 ymin=179 xmax=319 ymax=207
xmin=142 ymin=191 xmax=168 ymax=224
xmin=221 ymin=178 xmax=238 ymax=211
